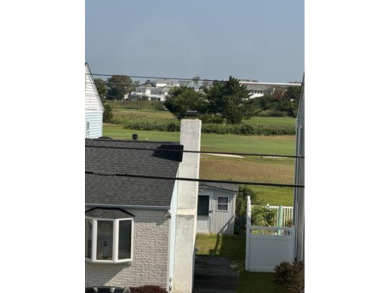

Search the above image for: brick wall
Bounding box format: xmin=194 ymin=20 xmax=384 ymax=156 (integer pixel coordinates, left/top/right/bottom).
xmin=85 ymin=209 xmax=170 ymax=290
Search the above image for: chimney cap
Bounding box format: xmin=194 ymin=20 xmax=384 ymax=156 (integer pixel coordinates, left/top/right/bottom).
xmin=185 ymin=110 xmax=198 ymax=118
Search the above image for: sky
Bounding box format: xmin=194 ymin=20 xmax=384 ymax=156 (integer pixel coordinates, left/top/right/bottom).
xmin=86 ymin=0 xmax=304 ymax=83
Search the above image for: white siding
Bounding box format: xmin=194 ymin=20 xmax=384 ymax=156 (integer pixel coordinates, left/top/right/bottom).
xmin=209 ymin=189 xmax=236 ymax=235
xmin=168 ymin=180 xmax=178 ymax=291
xmin=85 ymin=64 xmax=104 ymax=138
xmin=197 ymin=187 xmax=236 ymax=235
xmin=85 ymin=111 xmax=103 ymax=139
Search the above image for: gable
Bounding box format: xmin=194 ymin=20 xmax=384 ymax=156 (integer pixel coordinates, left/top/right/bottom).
xmin=85 ymin=63 xmax=104 ymax=112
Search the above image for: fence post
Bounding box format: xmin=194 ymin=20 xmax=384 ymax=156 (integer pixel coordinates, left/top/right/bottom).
xmin=277 ymin=205 xmax=283 ymax=235
xmin=245 ymin=196 xmax=251 ymax=271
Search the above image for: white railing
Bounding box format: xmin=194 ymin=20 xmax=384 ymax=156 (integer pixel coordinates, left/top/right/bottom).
xmin=250 ymin=226 xmax=294 ymax=236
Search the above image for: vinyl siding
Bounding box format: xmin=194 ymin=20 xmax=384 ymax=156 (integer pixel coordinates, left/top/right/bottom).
xmin=198 ymin=187 xmax=236 ymax=235
xmin=85 ymin=64 xmax=104 ymax=138
xmin=85 ymin=111 xmax=103 ymax=138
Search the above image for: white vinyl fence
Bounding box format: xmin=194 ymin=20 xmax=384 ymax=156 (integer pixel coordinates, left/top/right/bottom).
xmin=268 ymin=205 xmax=293 ymax=227
xmin=245 ymin=197 xmax=295 ymax=272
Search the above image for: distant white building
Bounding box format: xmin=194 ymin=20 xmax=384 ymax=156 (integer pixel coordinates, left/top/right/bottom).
xmin=130 ymin=79 xmax=200 ymax=101
xmin=85 ymin=63 xmax=104 ymax=138
xmin=153 ymin=78 xmax=180 ymax=88
xmin=239 ymin=81 xmax=301 ymax=99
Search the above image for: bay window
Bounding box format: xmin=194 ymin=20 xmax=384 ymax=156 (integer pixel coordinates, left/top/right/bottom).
xmin=85 ymin=216 xmax=133 ymax=263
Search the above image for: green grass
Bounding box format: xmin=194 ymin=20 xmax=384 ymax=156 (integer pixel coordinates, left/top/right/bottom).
xmin=104 ymin=123 xmax=296 ymax=155
xmin=104 ymin=123 xmax=180 ymax=141
xmin=195 ymin=234 xmax=286 ymax=293
xmin=247 ymin=116 xmax=296 ymax=127
xmin=103 ymin=123 xmax=296 ymax=206
xmin=251 ymin=186 xmax=294 ymax=206
xmin=196 ymin=234 xmax=246 ymax=262
xmin=238 ymin=271 xmax=287 ymax=293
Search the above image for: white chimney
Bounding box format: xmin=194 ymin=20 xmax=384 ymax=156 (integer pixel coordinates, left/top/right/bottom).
xmin=172 ymin=118 xmax=201 ymax=293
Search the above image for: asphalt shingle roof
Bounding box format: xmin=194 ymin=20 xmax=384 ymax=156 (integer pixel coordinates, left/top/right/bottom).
xmin=199 ymin=182 xmax=238 ymax=193
xmin=85 ymin=138 xmax=183 ymax=207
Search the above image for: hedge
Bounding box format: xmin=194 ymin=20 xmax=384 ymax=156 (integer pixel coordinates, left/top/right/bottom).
xmin=123 ymin=121 xmax=295 ymax=136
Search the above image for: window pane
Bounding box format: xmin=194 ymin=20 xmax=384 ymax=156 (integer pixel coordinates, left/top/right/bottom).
xmin=96 ymin=221 xmax=113 ymax=260
xmin=118 ymin=220 xmax=132 ymax=259
xmin=197 ymin=196 xmax=209 ymax=216
xmin=85 ymin=218 xmax=92 ymax=259
xmin=218 ymin=197 xmax=228 ymax=211
xmin=218 ymin=197 xmax=228 ymax=204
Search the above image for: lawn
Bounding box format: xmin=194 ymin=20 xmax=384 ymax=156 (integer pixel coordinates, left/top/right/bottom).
xmin=103 ymin=123 xmax=296 ymax=206
xmin=246 ymin=116 xmax=296 ymax=127
xmin=195 ymin=234 xmax=287 ymax=293
xmin=104 ymin=123 xmax=296 ymax=155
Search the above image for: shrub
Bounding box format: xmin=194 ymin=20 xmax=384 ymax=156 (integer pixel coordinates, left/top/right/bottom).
xmin=251 ymin=205 xmax=277 ymax=226
xmin=166 ymin=122 xmax=180 ymax=132
xmin=198 ymin=113 xmax=225 ymax=124
xmin=102 ymin=100 xmax=114 ymax=122
xmin=274 ymin=261 xmax=294 ymax=284
xmin=257 ymin=110 xmax=289 ymax=117
xmin=274 ymin=261 xmax=304 ymax=293
xmin=120 ymin=118 xmax=295 ymax=136
xmin=130 ymin=285 xmax=167 ymax=293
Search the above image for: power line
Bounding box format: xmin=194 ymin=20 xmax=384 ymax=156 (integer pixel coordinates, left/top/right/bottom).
xmin=85 ymin=170 xmax=304 ymax=189
xmin=85 ymin=144 xmax=304 ymax=159
xmin=86 ymin=72 xmax=302 ymax=86
xmin=86 ymin=72 xmax=229 ymax=83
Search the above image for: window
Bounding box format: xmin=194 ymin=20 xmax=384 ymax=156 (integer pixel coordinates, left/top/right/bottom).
xmin=198 ymin=196 xmax=209 ymax=216
xmin=217 ymin=197 xmax=228 ymax=211
xmin=85 ymin=217 xmax=133 ymax=263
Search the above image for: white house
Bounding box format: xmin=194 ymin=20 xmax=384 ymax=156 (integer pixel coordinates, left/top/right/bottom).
xmin=153 ymin=78 xmax=180 ymax=88
xmin=85 ymin=63 xmax=104 ymax=138
xmin=130 ymin=79 xmax=201 ymax=102
xmin=239 ymin=80 xmax=301 ymax=99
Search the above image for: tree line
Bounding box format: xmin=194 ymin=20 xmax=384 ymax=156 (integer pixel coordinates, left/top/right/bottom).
xmin=164 ymin=77 xmax=302 ymax=124
xmin=94 ymin=75 xmax=302 ymax=124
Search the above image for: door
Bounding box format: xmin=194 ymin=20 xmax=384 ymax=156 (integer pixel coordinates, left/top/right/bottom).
xmin=197 ymin=195 xmax=210 ymax=233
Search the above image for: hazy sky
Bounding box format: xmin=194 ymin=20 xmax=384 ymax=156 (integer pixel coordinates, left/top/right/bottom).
xmin=86 ymin=0 xmax=304 ymax=82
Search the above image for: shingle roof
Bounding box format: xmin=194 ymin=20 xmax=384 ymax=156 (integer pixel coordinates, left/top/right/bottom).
xmin=199 ymin=182 xmax=238 ymax=193
xmin=85 ymin=138 xmax=183 ymax=207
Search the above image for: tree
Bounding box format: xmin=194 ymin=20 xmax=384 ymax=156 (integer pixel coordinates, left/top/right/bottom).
xmin=94 ymin=78 xmax=107 ymax=99
xmin=102 ymin=100 xmax=113 ymax=122
xmin=235 ymin=185 xmax=276 ymax=227
xmin=255 ymin=86 xmax=302 ymax=117
xmin=106 ymin=75 xmax=133 ymax=100
xmin=236 ymin=185 xmax=257 ymax=216
xmin=164 ymin=87 xmax=207 ymax=120
xmin=207 ymin=76 xmax=256 ymax=124
xmin=275 ymin=86 xmax=302 ymax=116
